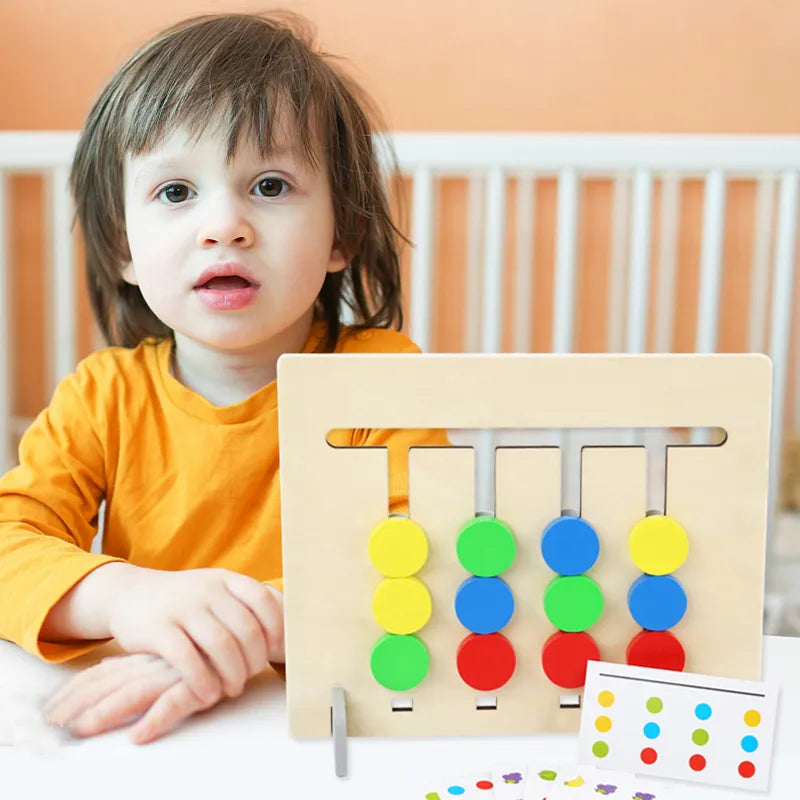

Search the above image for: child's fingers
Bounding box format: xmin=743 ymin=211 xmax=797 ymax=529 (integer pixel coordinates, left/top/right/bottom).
xmin=179 ymin=611 xmax=249 ymax=697
xmin=127 ymin=680 xmax=206 ymax=744
xmin=65 ymin=667 xmax=182 ymax=738
xmin=209 ymin=594 xmax=269 ymax=679
xmin=43 ymin=654 xmax=166 ymax=724
xmin=224 ymin=576 xmax=285 ymax=662
xmin=153 ymin=625 xmax=223 ymax=705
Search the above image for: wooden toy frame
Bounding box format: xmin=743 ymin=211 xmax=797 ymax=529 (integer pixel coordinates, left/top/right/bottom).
xmin=277 ymin=353 xmax=771 ymax=739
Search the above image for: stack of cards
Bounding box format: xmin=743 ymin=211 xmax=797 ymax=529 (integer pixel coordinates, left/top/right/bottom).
xmin=417 ymin=762 xmax=672 ymax=799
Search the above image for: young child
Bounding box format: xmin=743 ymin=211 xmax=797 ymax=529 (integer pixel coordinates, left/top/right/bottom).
xmin=0 ymin=12 xmax=447 ymax=743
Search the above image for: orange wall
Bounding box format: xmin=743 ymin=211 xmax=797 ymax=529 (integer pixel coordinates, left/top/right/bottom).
xmin=2 ymin=0 xmax=799 ymax=420
xmin=4 ymin=0 xmax=800 ymax=133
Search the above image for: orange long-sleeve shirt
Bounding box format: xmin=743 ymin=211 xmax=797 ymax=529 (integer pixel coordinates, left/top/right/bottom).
xmin=0 ymin=323 xmax=446 ymax=663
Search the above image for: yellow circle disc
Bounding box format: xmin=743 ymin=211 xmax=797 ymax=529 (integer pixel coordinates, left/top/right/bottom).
xmin=368 ymin=517 xmax=429 ymax=577
xmin=595 ymin=715 xmax=612 ymax=732
xmin=629 ymin=515 xmax=689 ymax=575
xmin=598 ymin=690 xmax=615 ymax=708
xmin=744 ymin=709 xmax=761 ymax=727
xmin=372 ymin=577 xmax=432 ymax=634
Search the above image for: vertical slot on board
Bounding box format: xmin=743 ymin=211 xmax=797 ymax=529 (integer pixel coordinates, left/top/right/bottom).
xmin=391 ymin=698 xmax=414 ymax=712
xmin=476 ymin=695 xmax=498 ymax=710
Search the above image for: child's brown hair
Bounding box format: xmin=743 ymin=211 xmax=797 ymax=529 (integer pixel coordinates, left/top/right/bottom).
xmin=70 ymin=11 xmax=405 ymax=351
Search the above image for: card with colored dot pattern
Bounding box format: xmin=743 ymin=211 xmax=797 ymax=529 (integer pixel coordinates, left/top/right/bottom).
xmin=577 ymin=660 xmax=778 ymax=792
xmin=419 ymin=771 xmax=497 ymax=799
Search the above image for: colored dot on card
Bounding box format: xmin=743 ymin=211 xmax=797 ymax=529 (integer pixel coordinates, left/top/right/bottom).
xmin=475 ymin=781 xmax=493 ymax=791
xmin=692 ymin=728 xmax=709 ymax=746
xmin=738 ymin=761 xmax=756 ymax=779
xmin=598 ymin=690 xmax=615 ymax=707
xmin=689 ymin=754 xmax=707 ymax=772
xmin=695 ymin=703 xmax=712 ymax=720
xmin=741 ymin=735 xmax=759 ymax=753
xmin=641 ymin=747 xmax=658 ymax=765
xmin=646 ymin=697 xmax=663 ymax=713
xmin=592 ymin=741 xmax=610 ymax=758
xmin=643 ymin=722 xmax=660 ymax=739
xmin=447 ymin=786 xmax=465 ymax=796
xmin=744 ymin=710 xmax=761 ymax=727
xmin=595 ymin=715 xmax=612 ymax=733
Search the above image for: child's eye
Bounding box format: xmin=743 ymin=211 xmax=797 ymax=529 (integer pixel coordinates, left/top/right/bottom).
xmin=157 ymin=183 xmax=194 ymax=204
xmin=253 ymin=177 xmax=290 ymax=198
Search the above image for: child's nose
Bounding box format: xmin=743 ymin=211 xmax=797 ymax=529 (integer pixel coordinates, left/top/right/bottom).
xmin=197 ymin=196 xmax=254 ymax=248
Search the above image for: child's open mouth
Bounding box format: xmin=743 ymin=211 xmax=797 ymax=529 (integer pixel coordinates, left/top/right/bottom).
xmin=194 ymin=275 xmax=260 ymax=310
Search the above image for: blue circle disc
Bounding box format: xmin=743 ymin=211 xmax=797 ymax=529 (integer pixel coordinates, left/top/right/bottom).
xmin=541 ymin=516 xmax=600 ymax=575
xmin=627 ymin=574 xmax=687 ymax=631
xmin=454 ymin=576 xmax=514 ymax=634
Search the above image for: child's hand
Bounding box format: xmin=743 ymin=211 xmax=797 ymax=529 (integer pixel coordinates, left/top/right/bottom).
xmin=107 ymin=567 xmax=284 ymax=707
xmin=43 ymin=653 xmax=213 ymax=743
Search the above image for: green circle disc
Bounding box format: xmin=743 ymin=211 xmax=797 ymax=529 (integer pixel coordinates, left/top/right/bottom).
xmin=456 ymin=516 xmax=516 ymax=576
xmin=543 ymin=575 xmax=604 ymax=632
xmin=370 ymin=633 xmax=429 ymax=691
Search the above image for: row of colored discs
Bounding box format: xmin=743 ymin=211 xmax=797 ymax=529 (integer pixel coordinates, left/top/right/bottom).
xmin=540 ymin=515 xmax=603 ymax=688
xmin=627 ymin=515 xmax=689 ymax=672
xmin=455 ymin=517 xmax=517 ymax=690
xmin=368 ymin=516 xmax=431 ymax=691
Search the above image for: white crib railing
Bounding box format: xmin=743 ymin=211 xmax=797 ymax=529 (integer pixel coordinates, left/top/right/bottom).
xmin=1 ymin=132 xmax=799 ymax=541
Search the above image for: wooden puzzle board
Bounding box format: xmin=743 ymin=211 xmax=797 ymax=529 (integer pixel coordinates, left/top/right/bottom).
xmin=277 ymin=354 xmax=771 ymax=739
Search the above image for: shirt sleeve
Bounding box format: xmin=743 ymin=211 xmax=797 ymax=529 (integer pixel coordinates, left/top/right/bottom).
xmin=0 ymin=362 xmax=127 ymax=662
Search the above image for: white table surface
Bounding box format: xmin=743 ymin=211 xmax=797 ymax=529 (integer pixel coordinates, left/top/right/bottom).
xmin=0 ymin=635 xmax=797 ymax=799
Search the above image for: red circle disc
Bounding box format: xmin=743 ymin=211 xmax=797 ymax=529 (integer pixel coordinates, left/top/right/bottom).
xmin=541 ymin=631 xmax=601 ymax=689
xmin=456 ymin=633 xmax=516 ymax=690
xmin=738 ymin=761 xmax=756 ymax=779
xmin=641 ymin=747 xmax=658 ymax=765
xmin=475 ymin=780 xmax=494 ymax=790
xmin=689 ymin=754 xmax=706 ymax=772
xmin=626 ymin=630 xmax=686 ymax=672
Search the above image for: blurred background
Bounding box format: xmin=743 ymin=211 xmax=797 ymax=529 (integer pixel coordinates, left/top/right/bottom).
xmin=1 ymin=0 xmax=798 ymax=633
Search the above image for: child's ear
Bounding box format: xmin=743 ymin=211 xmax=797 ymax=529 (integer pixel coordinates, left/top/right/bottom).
xmin=327 ymin=244 xmax=348 ymax=274
xmin=120 ymin=262 xmax=139 ymax=285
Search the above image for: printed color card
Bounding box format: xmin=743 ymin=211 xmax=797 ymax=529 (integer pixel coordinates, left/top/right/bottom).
xmin=491 ymin=763 xmax=526 ymax=800
xmin=419 ymin=772 xmax=496 ymax=798
xmin=522 ymin=763 xmax=596 ymax=799
xmin=578 ymin=660 xmax=778 ymax=792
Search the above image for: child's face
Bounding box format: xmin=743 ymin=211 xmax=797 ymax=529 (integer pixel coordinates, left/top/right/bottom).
xmin=121 ymin=115 xmax=346 ymax=355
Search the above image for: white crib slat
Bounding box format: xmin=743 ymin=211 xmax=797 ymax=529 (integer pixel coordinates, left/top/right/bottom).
xmin=747 ymin=176 xmax=776 ymax=353
xmin=513 ymin=173 xmax=535 ymax=353
xmin=695 ymin=169 xmax=727 ymax=353
xmin=481 ymin=168 xmax=506 ymax=355
xmin=626 ymin=169 xmax=653 ymax=354
xmin=464 ymin=175 xmax=484 ymax=353
xmin=654 ymin=174 xmax=680 ymax=353
xmin=47 ymin=166 xmax=76 ymax=391
xmin=767 ymin=171 xmax=799 ymax=542
xmin=691 ymin=170 xmax=727 ymax=445
xmin=409 ymin=167 xmax=435 ymax=352
xmin=607 ymin=175 xmax=630 ymax=353
xmin=794 ymin=293 xmax=800 ymax=430
xmin=0 ymin=175 xmax=11 ymax=473
xmin=553 ymin=168 xmax=579 ymax=354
